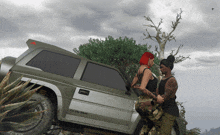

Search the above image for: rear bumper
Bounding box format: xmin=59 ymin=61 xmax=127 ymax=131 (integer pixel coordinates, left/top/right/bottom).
xmin=0 ymin=56 xmax=16 ymax=81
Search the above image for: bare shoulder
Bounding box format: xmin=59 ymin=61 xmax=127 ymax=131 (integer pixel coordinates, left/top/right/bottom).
xmin=143 ymin=68 xmax=152 ymax=77
xmin=168 ymin=77 xmax=177 ymax=82
xmin=167 ymin=77 xmax=178 ymax=86
xmin=138 ymin=66 xmax=150 ymax=74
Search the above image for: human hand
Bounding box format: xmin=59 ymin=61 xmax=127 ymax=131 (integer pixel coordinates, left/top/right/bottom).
xmin=133 ymin=85 xmax=140 ymax=89
xmin=156 ymin=95 xmax=164 ymax=104
xmin=140 ymin=101 xmax=152 ymax=111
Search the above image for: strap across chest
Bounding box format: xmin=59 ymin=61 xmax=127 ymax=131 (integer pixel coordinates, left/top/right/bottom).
xmin=137 ymin=67 xmax=154 ymax=80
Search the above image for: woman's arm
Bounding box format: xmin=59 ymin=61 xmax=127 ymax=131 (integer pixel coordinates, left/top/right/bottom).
xmin=138 ymin=87 xmax=157 ymax=100
xmin=139 ymin=68 xmax=151 ymax=89
xmin=131 ymin=74 xmax=138 ymax=88
xmin=138 ymin=69 xmax=158 ymax=100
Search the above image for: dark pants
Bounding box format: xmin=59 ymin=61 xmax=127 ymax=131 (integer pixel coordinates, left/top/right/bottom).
xmin=157 ymin=112 xmax=177 ymax=135
xmin=140 ymin=112 xmax=177 ymax=135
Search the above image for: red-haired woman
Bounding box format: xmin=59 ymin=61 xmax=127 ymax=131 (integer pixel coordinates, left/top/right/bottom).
xmin=131 ymin=52 xmax=164 ymax=135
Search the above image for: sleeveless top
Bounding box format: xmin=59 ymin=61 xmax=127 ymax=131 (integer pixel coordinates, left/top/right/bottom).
xmin=137 ymin=68 xmax=158 ymax=95
xmin=159 ymin=76 xmax=179 ymax=117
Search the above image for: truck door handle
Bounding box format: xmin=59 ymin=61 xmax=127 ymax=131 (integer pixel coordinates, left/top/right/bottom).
xmin=78 ymin=89 xmax=90 ymax=96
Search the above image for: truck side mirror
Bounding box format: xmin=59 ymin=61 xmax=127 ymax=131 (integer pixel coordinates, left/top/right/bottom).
xmin=125 ymin=83 xmax=131 ymax=95
xmin=125 ymin=83 xmax=131 ymax=91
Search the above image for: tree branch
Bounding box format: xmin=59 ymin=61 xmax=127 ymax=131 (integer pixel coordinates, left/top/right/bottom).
xmin=157 ymin=18 xmax=163 ymax=28
xmin=167 ymin=8 xmax=182 ymax=41
xmin=143 ymin=9 xmax=183 ymax=48
xmin=170 ymin=49 xmax=175 ymax=55
xmin=174 ymin=55 xmax=191 ymax=63
xmin=170 ymin=44 xmax=184 ymax=56
xmin=143 ymin=29 xmax=156 ymax=42
xmin=169 ymin=44 xmax=191 ymax=63
xmin=143 ymin=16 xmax=163 ymax=44
xmin=155 ymin=46 xmax=160 ymax=55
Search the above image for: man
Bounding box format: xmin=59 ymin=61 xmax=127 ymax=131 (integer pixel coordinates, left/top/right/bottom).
xmin=155 ymin=55 xmax=179 ymax=135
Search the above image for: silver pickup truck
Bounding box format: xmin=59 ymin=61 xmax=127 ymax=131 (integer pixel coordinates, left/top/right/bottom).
xmin=0 ymin=39 xmax=185 ymax=135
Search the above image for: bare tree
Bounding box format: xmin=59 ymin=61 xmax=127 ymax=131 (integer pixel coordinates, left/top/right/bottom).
xmin=143 ymin=8 xmax=190 ymax=79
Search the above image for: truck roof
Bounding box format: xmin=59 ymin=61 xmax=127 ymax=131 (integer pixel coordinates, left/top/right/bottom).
xmin=26 ymin=39 xmax=66 ymax=51
xmin=16 ymin=39 xmax=82 ymax=63
xmin=15 ymin=39 xmax=124 ymax=78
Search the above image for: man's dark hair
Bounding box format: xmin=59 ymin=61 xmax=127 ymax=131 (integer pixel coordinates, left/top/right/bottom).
xmin=160 ymin=55 xmax=175 ymax=70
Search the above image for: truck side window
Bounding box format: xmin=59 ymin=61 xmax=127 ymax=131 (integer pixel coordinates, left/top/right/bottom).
xmin=81 ymin=62 xmax=126 ymax=91
xmin=26 ymin=50 xmax=80 ymax=78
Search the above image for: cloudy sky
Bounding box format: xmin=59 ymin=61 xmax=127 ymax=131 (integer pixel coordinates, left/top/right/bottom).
xmin=1 ymin=0 xmax=220 ymax=133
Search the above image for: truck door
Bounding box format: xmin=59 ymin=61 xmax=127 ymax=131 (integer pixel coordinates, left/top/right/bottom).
xmin=67 ymin=62 xmax=135 ymax=133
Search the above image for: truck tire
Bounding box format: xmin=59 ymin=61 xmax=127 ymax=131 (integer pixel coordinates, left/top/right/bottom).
xmin=4 ymin=93 xmax=54 ymax=135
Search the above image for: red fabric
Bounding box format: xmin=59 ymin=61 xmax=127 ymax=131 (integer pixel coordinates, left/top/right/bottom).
xmin=139 ymin=52 xmax=154 ymax=68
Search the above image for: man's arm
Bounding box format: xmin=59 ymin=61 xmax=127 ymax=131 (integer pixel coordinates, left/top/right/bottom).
xmin=156 ymin=88 xmax=159 ymax=95
xmin=161 ymin=77 xmax=178 ymax=101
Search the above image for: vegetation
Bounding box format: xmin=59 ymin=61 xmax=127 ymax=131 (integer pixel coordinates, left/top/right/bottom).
xmin=186 ymin=127 xmax=201 ymax=135
xmin=73 ymin=35 xmax=160 ymax=79
xmin=0 ymin=72 xmax=46 ymax=132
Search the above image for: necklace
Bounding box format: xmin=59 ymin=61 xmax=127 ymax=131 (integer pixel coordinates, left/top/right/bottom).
xmin=162 ymin=76 xmax=173 ymax=80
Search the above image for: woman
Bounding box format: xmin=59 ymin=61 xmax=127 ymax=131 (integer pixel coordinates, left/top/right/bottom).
xmin=130 ymin=52 xmax=164 ymax=135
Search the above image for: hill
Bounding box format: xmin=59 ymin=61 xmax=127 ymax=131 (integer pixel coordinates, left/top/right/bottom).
xmin=200 ymin=127 xmax=220 ymax=135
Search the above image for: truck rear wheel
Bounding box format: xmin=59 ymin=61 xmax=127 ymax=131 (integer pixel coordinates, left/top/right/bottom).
xmin=4 ymin=93 xmax=54 ymax=135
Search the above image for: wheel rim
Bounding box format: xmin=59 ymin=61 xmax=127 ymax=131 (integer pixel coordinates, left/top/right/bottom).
xmin=14 ymin=100 xmax=44 ymax=132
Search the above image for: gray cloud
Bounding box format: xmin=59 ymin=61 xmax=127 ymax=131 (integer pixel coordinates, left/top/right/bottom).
xmin=0 ymin=17 xmax=21 ymax=41
xmin=186 ymin=111 xmax=220 ymax=120
xmin=0 ymin=17 xmax=19 ymax=33
xmin=181 ymin=60 xmax=219 ymax=69
xmin=120 ymin=1 xmax=147 ymax=17
xmin=196 ymin=56 xmax=220 ymax=64
xmin=70 ymin=14 xmax=109 ymax=32
xmin=0 ymin=0 xmax=220 ymax=53
xmin=158 ymin=30 xmax=220 ymax=54
xmin=196 ymin=0 xmax=220 ymax=29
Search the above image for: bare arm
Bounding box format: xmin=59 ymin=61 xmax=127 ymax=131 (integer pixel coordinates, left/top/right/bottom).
xmin=156 ymin=88 xmax=159 ymax=95
xmin=131 ymin=74 xmax=138 ymax=88
xmin=160 ymin=77 xmax=178 ymax=101
xmin=138 ymin=69 xmax=157 ymax=100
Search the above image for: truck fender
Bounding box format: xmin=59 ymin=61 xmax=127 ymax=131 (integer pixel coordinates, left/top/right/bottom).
xmin=21 ymin=77 xmax=63 ymax=119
